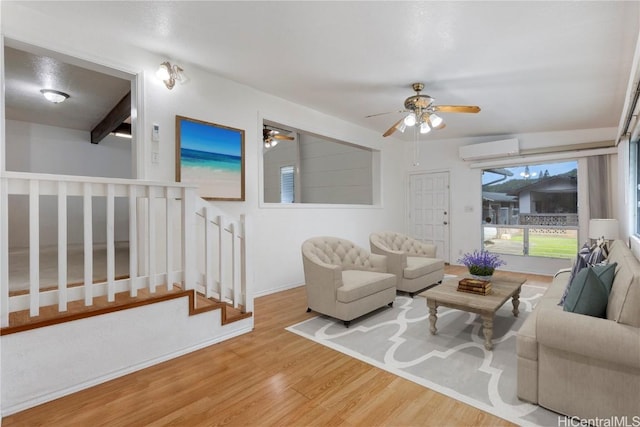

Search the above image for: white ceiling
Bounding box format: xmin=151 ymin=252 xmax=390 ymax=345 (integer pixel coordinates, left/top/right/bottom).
xmin=4 ymin=46 xmax=131 ymax=132
xmin=4 ymin=1 xmax=640 ymax=141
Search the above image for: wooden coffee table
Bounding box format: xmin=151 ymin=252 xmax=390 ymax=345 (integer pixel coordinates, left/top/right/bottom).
xmin=419 ymin=276 xmax=525 ymax=350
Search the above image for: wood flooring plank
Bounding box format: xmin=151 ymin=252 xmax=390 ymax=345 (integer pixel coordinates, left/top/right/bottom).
xmin=3 ymin=266 xmax=547 ymax=426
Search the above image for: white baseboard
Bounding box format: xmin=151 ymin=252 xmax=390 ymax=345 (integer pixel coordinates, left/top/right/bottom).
xmin=253 ymin=282 xmax=304 ymax=298
xmin=1 ymin=323 xmax=252 ymax=417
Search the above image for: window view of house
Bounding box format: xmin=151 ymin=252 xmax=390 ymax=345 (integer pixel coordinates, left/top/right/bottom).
xmin=280 ymin=165 xmax=295 ymax=203
xmin=482 ymin=161 xmax=578 ymax=259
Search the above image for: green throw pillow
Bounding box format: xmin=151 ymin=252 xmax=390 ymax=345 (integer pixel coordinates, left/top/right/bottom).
xmin=563 ymin=262 xmax=617 ymax=318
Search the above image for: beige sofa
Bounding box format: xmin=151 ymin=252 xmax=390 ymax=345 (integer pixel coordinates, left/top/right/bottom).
xmin=517 ymin=240 xmax=640 ymax=419
xmin=302 ymin=236 xmax=396 ymax=327
xmin=369 ymin=231 xmax=444 ymax=296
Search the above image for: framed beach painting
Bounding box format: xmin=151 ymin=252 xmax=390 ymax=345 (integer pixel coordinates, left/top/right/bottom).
xmin=175 ymin=115 xmax=245 ymax=201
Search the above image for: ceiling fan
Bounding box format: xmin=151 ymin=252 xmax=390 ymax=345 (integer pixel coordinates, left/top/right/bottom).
xmin=367 ymin=83 xmax=481 ymax=137
xmin=263 ymin=125 xmax=294 ymax=148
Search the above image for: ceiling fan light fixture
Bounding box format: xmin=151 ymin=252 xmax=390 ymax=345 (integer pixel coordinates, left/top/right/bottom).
xmin=40 ymin=89 xmax=69 ymax=104
xmin=429 ymin=113 xmax=443 ymax=128
xmin=396 ymin=121 xmax=407 ymax=133
xmin=404 ymin=112 xmax=416 ymax=127
xmin=520 ymin=165 xmax=537 ymax=178
xmin=368 ymin=82 xmax=480 ymax=138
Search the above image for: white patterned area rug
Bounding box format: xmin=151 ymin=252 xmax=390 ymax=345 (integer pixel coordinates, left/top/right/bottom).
xmin=286 ymin=283 xmax=561 ymax=427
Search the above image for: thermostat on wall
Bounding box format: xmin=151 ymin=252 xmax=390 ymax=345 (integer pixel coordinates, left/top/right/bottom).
xmin=152 ymin=124 xmax=160 ymax=142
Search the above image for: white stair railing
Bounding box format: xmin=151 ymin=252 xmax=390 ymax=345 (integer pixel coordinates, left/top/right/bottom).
xmin=0 ymin=172 xmax=249 ymax=327
xmin=193 ymin=197 xmax=247 ymax=309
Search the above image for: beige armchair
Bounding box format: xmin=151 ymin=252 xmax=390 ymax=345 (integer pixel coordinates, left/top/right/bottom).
xmin=301 ymin=236 xmax=397 ymax=327
xmin=369 ymin=231 xmax=444 ymax=297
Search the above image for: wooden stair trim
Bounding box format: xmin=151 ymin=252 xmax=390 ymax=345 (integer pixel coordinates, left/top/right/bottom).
xmin=222 ymin=308 xmax=253 ymax=325
xmin=202 ymin=298 xmax=253 ymax=325
xmin=1 ymin=290 xmax=193 ymax=336
xmin=2 ymin=287 xmax=253 ymax=335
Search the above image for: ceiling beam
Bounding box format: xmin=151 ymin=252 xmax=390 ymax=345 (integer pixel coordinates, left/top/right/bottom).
xmin=90 ymin=91 xmax=131 ymax=144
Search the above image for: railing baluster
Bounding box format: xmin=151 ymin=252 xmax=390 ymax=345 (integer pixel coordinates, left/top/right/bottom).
xmin=229 ymin=222 xmax=239 ymax=308
xmin=29 ymin=180 xmax=40 ymax=317
xmin=217 ymin=216 xmax=225 ymax=300
xmin=148 ymin=186 xmax=156 ymax=293
xmin=83 ymin=182 xmax=93 ymax=306
xmin=57 ymin=181 xmax=68 ymax=311
xmin=165 ymin=188 xmax=173 ymax=291
xmin=205 ymin=208 xmax=214 ymax=299
xmin=129 ymin=185 xmax=138 ymax=297
xmin=106 ymin=183 xmax=115 ymax=302
xmin=1 ymin=178 xmax=10 ymax=327
xmin=182 ymin=187 xmax=196 ymax=290
xmin=240 ymin=214 xmax=249 ymax=310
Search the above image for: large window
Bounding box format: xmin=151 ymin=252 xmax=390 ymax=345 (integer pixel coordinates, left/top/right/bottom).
xmin=482 ymin=161 xmax=579 ymax=259
xmin=632 ymin=138 xmax=640 ymax=235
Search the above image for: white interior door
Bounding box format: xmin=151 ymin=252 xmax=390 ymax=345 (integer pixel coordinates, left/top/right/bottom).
xmin=409 ymin=172 xmax=450 ymax=262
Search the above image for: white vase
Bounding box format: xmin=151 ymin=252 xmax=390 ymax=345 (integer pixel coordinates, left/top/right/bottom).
xmin=470 ymin=274 xmax=492 ymax=281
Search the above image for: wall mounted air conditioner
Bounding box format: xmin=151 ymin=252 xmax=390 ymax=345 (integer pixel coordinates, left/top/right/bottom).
xmin=458 ymin=138 xmax=519 ymax=161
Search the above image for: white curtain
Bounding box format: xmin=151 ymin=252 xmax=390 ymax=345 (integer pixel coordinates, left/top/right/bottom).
xmin=587 ymin=154 xmax=614 ymax=219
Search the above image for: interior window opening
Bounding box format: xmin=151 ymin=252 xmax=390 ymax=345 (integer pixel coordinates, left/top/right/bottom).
xmin=262 ymin=119 xmax=377 ymax=205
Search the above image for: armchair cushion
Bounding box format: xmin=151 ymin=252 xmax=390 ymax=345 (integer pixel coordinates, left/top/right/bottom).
xmin=405 ymin=257 xmax=445 ymax=279
xmin=339 ymin=270 xmax=397 ymax=303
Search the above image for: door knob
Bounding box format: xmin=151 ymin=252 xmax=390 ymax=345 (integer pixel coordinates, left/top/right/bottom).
xmin=443 ymin=221 xmax=448 ymax=225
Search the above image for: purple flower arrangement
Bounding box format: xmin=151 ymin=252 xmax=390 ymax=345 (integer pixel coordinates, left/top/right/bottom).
xmin=457 ymin=250 xmax=506 ymax=276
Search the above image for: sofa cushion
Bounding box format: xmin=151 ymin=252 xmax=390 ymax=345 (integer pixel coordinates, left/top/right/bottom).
xmin=404 ymin=256 xmax=445 ymax=279
xmin=338 ymin=270 xmax=396 ymax=303
xmin=559 ymin=242 xmax=609 ymax=305
xmin=607 ymin=253 xmax=640 ymax=327
xmin=563 ymin=263 xmax=616 ymax=318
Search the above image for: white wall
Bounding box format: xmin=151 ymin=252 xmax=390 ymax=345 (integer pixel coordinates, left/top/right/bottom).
xmin=5 ymin=120 xmax=132 ymax=178
xmin=5 ymin=120 xmax=131 ymax=247
xmin=299 ymin=133 xmax=373 ymax=204
xmin=406 ymin=127 xmax=618 ymax=275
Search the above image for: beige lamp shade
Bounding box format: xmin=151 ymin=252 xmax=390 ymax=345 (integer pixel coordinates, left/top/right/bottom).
xmin=588 ymin=219 xmax=619 ymax=240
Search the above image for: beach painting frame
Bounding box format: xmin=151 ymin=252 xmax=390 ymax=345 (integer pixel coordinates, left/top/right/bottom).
xmin=175 ymin=115 xmax=245 ymax=201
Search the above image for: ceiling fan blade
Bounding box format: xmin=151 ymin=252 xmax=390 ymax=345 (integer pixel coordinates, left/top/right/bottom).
xmin=383 ymin=118 xmax=404 ymax=137
xmin=365 ymin=110 xmax=407 ymax=118
xmin=434 ymin=105 xmax=481 ymax=113
xmin=274 ymin=134 xmax=294 ymax=141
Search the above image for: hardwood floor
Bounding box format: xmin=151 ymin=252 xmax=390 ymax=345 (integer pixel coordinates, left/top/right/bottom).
xmin=2 ymin=267 xmax=551 ymax=426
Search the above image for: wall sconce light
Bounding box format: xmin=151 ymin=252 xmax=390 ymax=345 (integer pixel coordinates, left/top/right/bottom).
xmin=40 ymin=89 xmax=70 ymax=104
xmin=156 ymin=61 xmax=184 ymax=90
